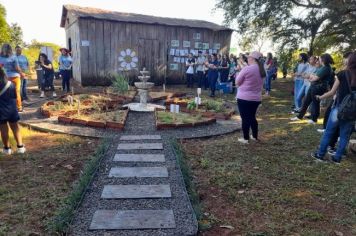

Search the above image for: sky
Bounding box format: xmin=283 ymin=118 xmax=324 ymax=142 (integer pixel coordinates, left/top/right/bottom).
xmin=0 ymin=0 xmax=230 ymax=47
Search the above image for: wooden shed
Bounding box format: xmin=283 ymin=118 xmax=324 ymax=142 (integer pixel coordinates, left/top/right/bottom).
xmin=60 ymin=5 xmax=233 ymax=86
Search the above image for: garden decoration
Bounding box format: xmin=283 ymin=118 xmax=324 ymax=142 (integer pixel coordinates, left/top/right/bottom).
xmin=124 ymin=68 xmax=165 ymax=112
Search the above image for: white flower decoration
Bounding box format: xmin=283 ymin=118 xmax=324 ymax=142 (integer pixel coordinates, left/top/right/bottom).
xmin=118 ymin=48 xmax=138 ymax=71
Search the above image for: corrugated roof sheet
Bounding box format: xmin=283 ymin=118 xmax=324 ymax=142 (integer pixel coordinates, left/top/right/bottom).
xmin=60 ymin=4 xmax=232 ymax=31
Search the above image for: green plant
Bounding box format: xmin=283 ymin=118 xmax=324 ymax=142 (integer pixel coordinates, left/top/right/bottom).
xmin=206 ymin=100 xmax=224 ymax=113
xmin=111 ymin=73 xmax=129 ymax=94
xmin=187 ymin=100 xmax=197 ymax=110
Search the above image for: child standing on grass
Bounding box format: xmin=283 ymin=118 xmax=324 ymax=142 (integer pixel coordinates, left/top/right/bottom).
xmin=0 ymin=66 xmax=25 ymax=155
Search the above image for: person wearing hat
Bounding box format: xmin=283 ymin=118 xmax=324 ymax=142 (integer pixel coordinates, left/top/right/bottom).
xmin=15 ymin=45 xmax=30 ymax=101
xmin=0 ymin=65 xmax=26 ymax=155
xmin=235 ymin=51 xmax=266 ymax=144
xmin=58 ymin=48 xmax=73 ymax=93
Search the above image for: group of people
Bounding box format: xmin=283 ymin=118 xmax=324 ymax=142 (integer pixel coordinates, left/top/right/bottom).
xmin=290 ymin=52 xmax=356 ymax=163
xmin=218 ymin=48 xmax=355 ymax=165
xmin=185 ymin=51 xmax=278 ymax=97
xmin=0 ymin=43 xmax=73 ymax=155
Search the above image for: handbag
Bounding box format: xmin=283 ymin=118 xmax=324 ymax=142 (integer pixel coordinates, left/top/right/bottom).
xmin=337 ymin=72 xmax=356 ymax=121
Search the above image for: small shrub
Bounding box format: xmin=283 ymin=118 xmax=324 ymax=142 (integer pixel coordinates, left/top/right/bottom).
xmin=206 ymin=100 xmax=224 ymax=113
xmin=187 ymin=100 xmax=197 ymax=110
xmin=111 ymin=73 xmax=129 ymax=94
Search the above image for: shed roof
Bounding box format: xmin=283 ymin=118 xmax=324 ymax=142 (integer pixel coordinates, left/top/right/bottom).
xmin=60 ymin=5 xmax=232 ymax=31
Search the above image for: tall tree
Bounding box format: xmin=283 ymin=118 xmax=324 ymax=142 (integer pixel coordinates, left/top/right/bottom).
xmin=0 ymin=3 xmax=10 ymax=45
xmin=9 ymin=23 xmax=23 ymax=47
xmin=216 ymin=0 xmax=356 ymax=55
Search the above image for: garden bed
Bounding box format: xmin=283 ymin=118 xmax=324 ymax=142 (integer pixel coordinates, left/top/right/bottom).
xmin=40 ymin=93 xmax=135 ymax=118
xmin=155 ymin=110 xmax=216 ymax=130
xmin=58 ymin=110 xmax=128 ymax=130
xmin=165 ymin=98 xmax=235 ymax=120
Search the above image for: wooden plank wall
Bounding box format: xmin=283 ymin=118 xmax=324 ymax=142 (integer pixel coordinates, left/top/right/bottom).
xmin=65 ymin=15 xmax=81 ymax=83
xmin=74 ymin=18 xmax=232 ymax=86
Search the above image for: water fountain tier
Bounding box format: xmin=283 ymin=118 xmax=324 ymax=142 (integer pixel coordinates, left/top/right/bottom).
xmin=123 ymin=70 xmax=165 ymax=112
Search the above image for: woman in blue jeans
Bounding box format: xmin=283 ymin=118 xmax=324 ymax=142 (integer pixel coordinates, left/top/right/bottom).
xmin=312 ymin=52 xmax=356 ymax=163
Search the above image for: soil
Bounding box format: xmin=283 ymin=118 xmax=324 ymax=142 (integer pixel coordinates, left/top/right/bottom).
xmin=0 ymin=129 xmax=99 ymax=235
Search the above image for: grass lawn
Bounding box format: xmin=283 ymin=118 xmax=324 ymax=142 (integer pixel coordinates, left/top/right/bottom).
xmin=180 ymin=78 xmax=356 ymax=236
xmin=0 ymin=127 xmax=99 ymax=235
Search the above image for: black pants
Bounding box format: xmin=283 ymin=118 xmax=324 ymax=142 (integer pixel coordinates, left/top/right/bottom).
xmin=237 ymin=99 xmax=261 ymax=140
xmin=60 ymin=70 xmax=71 ymax=92
xmin=204 ymin=72 xmax=209 ymax=89
xmin=197 ymin=71 xmax=204 ymax=88
xmin=298 ymin=84 xmax=327 ymax=122
xmin=41 ymin=73 xmax=55 ymax=92
xmin=186 ymin=73 xmax=194 ymax=88
xmin=209 ymin=75 xmax=218 ymax=96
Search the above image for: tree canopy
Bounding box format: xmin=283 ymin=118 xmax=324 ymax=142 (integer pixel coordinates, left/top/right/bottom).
xmin=216 ymin=0 xmax=356 ymax=55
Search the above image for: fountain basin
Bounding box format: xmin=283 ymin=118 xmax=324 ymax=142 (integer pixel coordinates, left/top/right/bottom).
xmin=134 ymin=82 xmax=154 ymax=89
xmin=123 ymin=103 xmax=166 ymax=112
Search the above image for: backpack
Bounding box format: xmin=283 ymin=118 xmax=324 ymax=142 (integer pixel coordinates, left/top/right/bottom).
xmin=337 ymin=73 xmax=356 ymax=121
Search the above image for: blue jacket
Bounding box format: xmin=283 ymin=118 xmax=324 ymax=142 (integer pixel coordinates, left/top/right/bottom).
xmin=0 ymin=82 xmax=18 ymax=121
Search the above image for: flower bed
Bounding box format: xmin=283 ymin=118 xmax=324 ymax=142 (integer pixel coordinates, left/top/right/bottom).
xmin=155 ymin=110 xmax=216 ymax=130
xmin=58 ymin=110 xmax=128 ymax=130
xmin=41 ymin=93 xmax=134 ymax=118
xmin=165 ymin=98 xmax=235 ymax=120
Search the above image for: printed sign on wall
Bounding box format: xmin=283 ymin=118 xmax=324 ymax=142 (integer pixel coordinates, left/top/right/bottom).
xmin=183 ymin=41 xmax=191 ymax=48
xmin=202 ymin=43 xmax=210 ymax=50
xmin=170 ymin=63 xmax=179 ymax=71
xmin=213 ymin=43 xmax=221 ymax=50
xmin=171 ymin=40 xmax=180 ymax=47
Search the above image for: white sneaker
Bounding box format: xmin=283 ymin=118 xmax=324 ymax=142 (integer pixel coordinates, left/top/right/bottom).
xmin=290 ymin=117 xmax=301 ymax=121
xmin=17 ymin=146 xmax=26 ymax=154
xmin=40 ymin=91 xmax=45 ymax=98
xmin=317 ymin=129 xmax=325 ymax=133
xmin=238 ymin=138 xmax=249 ymax=144
xmin=250 ymin=135 xmax=257 ymax=141
xmin=52 ymin=92 xmax=57 ymax=98
xmin=307 ymin=120 xmax=316 ymax=124
xmin=2 ymin=148 xmax=12 ymax=155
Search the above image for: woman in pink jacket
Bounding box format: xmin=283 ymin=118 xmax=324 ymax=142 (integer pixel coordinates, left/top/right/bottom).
xmin=235 ymin=51 xmax=266 ymax=144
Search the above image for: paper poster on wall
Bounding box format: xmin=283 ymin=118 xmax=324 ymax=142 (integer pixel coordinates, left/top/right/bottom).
xmin=213 ymin=43 xmax=221 ymax=50
xmin=170 ymin=63 xmax=179 ymax=71
xmin=193 ymin=33 xmax=201 ymax=40
xmin=181 ymin=57 xmax=186 ymax=63
xmin=194 ymin=42 xmax=202 ymax=49
xmin=171 ymin=40 xmax=180 ymax=47
xmin=212 ymin=49 xmax=218 ymax=54
xmin=81 ymin=40 xmax=90 ymax=47
xmin=175 ymin=49 xmax=180 ymax=57
xmin=202 ymin=43 xmax=210 ymax=50
xmin=180 ymin=49 xmax=185 ymax=56
xmin=170 ymin=48 xmax=175 ymax=56
xmin=184 ymin=49 xmax=189 ymax=55
xmin=209 ymin=49 xmax=213 ymax=54
xmin=194 ymin=50 xmax=199 ymax=55
xmin=183 ymin=41 xmax=191 ymax=48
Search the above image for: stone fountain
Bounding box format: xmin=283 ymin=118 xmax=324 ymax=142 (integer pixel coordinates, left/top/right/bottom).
xmin=124 ymin=68 xmax=165 ymax=112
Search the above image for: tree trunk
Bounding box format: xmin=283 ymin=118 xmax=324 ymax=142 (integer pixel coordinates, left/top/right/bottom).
xmin=308 ymin=36 xmax=315 ymax=56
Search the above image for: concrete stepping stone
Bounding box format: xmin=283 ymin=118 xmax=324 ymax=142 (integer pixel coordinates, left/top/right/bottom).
xmin=101 ymin=184 xmax=171 ymax=199
xmin=120 ymin=135 xmax=162 ymax=141
xmin=113 ymin=154 xmax=165 ymax=162
xmin=109 ymin=167 xmax=168 ymax=178
xmin=89 ymin=209 xmax=176 ymax=230
xmin=118 ymin=143 xmax=163 ymax=150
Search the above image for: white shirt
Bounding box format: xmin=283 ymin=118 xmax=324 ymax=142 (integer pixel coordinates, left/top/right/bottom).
xmin=196 ymin=56 xmax=205 ymax=72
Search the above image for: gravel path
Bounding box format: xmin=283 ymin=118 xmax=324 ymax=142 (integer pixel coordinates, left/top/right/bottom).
xmin=69 ymin=112 xmax=199 ymax=235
